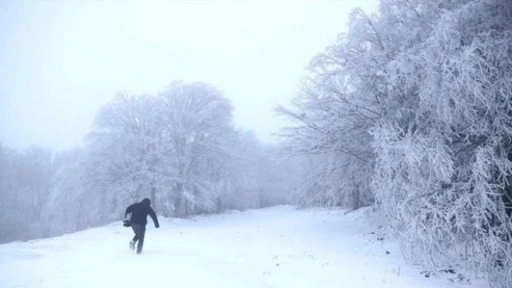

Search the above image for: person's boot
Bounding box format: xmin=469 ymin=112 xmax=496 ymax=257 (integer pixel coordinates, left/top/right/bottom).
xmin=129 ymin=241 xmax=135 ymax=250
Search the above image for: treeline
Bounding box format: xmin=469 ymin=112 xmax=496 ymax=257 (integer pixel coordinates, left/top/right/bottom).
xmin=280 ymin=0 xmax=511 ymax=286
xmin=0 ymin=82 xmax=298 ymax=243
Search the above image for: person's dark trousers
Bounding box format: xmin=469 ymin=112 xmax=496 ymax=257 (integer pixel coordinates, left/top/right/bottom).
xmin=131 ymin=224 xmax=146 ymax=254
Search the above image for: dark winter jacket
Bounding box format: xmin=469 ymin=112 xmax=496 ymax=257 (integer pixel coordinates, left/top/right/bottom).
xmin=125 ymin=198 xmax=160 ymax=228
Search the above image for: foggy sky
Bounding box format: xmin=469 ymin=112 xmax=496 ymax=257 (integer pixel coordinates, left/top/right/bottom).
xmin=0 ymin=0 xmax=378 ymax=151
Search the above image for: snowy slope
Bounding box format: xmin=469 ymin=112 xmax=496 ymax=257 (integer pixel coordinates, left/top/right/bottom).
xmin=0 ymin=206 xmax=488 ymax=288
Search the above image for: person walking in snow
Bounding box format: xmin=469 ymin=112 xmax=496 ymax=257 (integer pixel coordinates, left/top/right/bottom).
xmin=125 ymin=198 xmax=160 ymax=254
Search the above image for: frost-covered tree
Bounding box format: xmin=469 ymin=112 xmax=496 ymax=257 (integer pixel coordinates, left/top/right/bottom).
xmin=155 ymin=82 xmax=236 ymax=216
xmin=41 ymin=148 xmax=90 ymax=236
xmin=0 ymin=144 xmax=55 ymax=242
xmin=88 ymin=94 xmax=163 ymax=218
xmin=83 ymin=82 xmax=237 ymax=217
xmin=282 ymin=0 xmax=512 ymax=285
xmin=370 ymin=0 xmax=512 ymax=286
xmin=277 ymin=6 xmax=390 ymax=209
xmin=0 ymin=144 xmax=23 ymax=242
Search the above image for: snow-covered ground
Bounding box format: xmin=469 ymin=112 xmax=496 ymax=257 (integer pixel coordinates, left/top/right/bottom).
xmin=0 ymin=206 xmax=488 ymax=288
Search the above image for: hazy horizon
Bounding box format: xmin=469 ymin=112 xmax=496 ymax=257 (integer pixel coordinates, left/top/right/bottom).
xmin=0 ymin=1 xmax=378 ymax=151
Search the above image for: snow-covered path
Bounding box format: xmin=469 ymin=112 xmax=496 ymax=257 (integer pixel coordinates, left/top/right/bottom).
xmin=0 ymin=206 xmax=487 ymax=288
